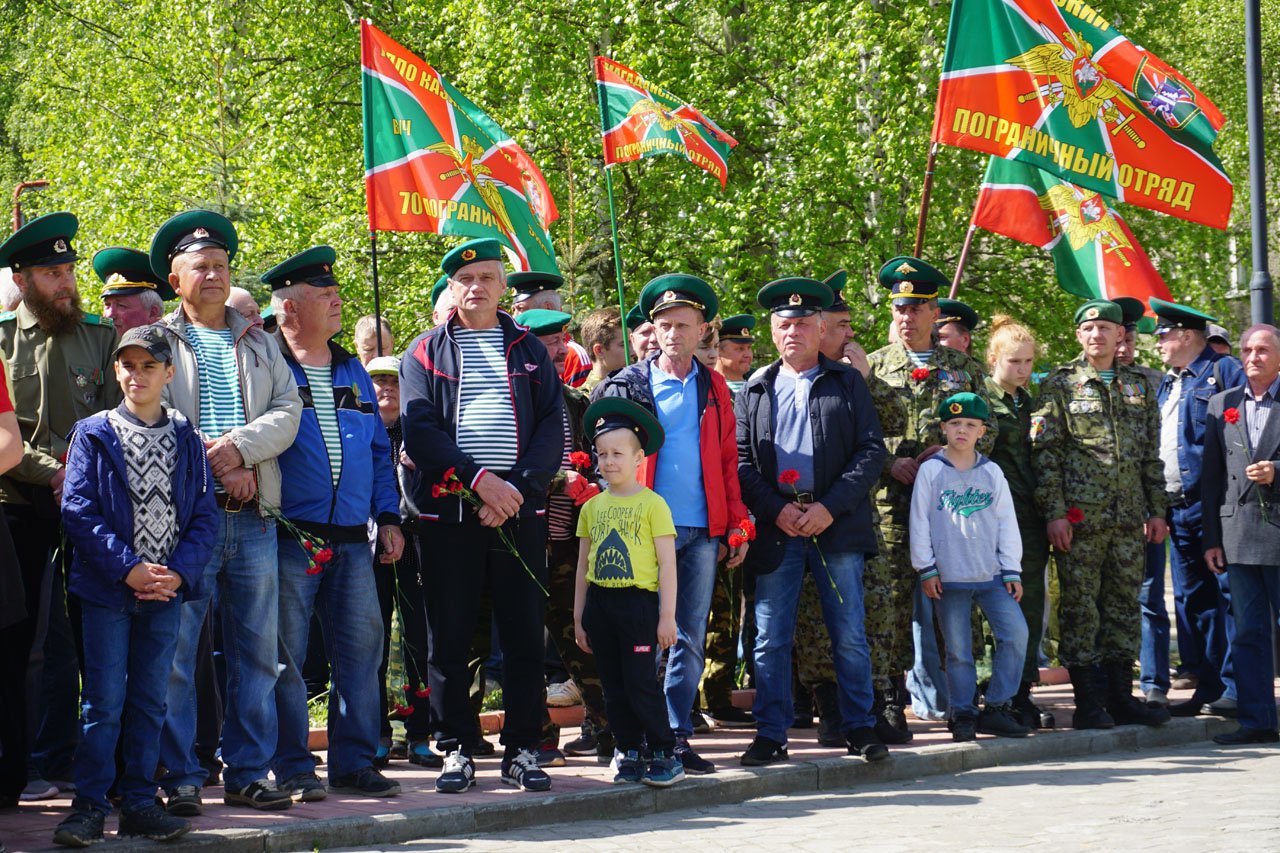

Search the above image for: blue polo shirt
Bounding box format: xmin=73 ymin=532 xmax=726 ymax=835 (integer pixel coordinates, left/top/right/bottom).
xmin=771 ymin=364 xmax=819 ymax=493
xmin=649 ymin=359 xmax=707 ymax=527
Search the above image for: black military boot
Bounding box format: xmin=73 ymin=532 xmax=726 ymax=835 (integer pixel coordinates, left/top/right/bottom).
xmin=1104 ymin=663 xmax=1170 ymax=727
xmin=1011 ymin=680 xmax=1055 ymax=729
xmin=873 ymin=686 xmax=912 ymax=744
xmin=1068 ymin=665 xmax=1115 ymax=730
xmin=812 ymin=682 xmax=845 ymax=747
xmin=889 ymin=675 xmax=915 ymax=739
xmin=792 ymin=685 xmax=815 ymax=729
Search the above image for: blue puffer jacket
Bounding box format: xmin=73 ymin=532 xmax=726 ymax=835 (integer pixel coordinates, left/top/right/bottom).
xmin=275 ymin=334 xmax=400 ymax=541
xmin=61 ymin=408 xmax=218 ymax=609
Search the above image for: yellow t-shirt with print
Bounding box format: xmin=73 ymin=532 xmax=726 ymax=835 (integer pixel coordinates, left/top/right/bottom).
xmin=575 ymin=487 xmax=676 ymax=592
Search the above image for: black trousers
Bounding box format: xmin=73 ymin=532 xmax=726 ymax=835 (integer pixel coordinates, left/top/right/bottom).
xmin=422 ymin=513 xmax=548 ymax=755
xmin=376 ymin=527 xmax=433 ymax=741
xmin=0 ymin=503 xmax=33 ymax=802
xmin=581 ymin=585 xmax=674 ymax=754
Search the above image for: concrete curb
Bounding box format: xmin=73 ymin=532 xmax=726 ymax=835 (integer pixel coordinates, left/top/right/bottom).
xmin=104 ymin=716 xmax=1238 ymax=852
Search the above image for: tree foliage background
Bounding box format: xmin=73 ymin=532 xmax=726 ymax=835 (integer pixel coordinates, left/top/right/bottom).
xmin=0 ymin=0 xmax=1276 ymax=366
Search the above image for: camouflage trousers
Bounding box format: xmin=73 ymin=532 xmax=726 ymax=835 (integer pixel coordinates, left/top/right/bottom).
xmin=867 ymin=527 xmax=915 ymax=692
xmin=793 ymin=571 xmax=836 ymax=687
xmin=546 ymin=536 xmax=607 ymax=730
xmin=699 ymin=561 xmax=752 ymax=710
xmin=1053 ymin=520 xmax=1144 ymax=668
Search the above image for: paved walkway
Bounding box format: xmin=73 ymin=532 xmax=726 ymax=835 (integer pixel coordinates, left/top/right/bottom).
xmin=0 ymin=680 xmax=1269 ymax=852
xmin=383 ymin=741 xmax=1280 ymax=852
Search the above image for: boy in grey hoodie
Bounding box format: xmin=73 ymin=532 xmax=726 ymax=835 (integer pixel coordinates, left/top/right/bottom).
xmin=910 ymin=393 xmax=1030 ymax=742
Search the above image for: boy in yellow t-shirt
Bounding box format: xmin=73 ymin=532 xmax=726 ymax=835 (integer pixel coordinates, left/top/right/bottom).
xmin=574 ymin=398 xmax=681 ymax=787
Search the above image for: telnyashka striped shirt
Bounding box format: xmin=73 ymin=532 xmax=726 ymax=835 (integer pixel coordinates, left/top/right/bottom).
xmin=455 ymin=328 xmax=519 ymax=470
xmin=302 ymin=364 xmax=343 ymax=487
xmin=186 ymin=326 xmax=246 ymax=440
xmin=547 ymin=406 xmax=576 ymax=540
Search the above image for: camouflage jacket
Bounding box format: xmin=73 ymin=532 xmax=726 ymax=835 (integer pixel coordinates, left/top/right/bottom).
xmin=867 ymin=342 xmax=996 ymax=524
xmin=1029 ymin=354 xmax=1167 ymax=526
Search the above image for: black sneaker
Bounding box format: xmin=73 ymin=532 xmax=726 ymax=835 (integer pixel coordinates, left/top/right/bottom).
xmin=951 ymin=714 xmax=978 ymax=742
xmin=435 ymin=751 xmax=476 ymax=793
xmin=501 ymin=749 xmax=552 ymax=792
xmin=473 ymin=737 xmax=496 ymax=757
xmin=165 ymin=784 xmax=202 ymax=817
xmin=533 ymin=739 xmax=567 ymax=768
xmin=52 ymin=808 xmax=105 ymax=848
xmin=563 ymin=720 xmax=598 ymax=755
xmin=846 ymin=726 xmax=890 ymax=762
xmin=118 ymin=804 xmax=191 ymax=841
xmin=408 ymin=741 xmax=445 ymax=769
xmin=223 ymin=778 xmax=292 ymax=811
xmin=280 ymin=771 xmax=328 ymax=802
xmin=689 ymin=710 xmax=713 ymax=734
xmin=978 ymin=703 xmax=1032 ymax=738
xmin=330 ymin=766 xmax=400 ymax=798
xmin=674 ymin=739 xmax=716 ymax=774
xmin=595 ymin=727 xmax=616 ymax=766
xmin=740 ymin=736 xmax=789 ymax=767
xmin=706 ymin=706 xmax=755 ymax=729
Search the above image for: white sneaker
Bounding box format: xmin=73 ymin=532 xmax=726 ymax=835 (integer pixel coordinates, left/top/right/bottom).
xmin=546 ymin=679 xmax=582 ymax=707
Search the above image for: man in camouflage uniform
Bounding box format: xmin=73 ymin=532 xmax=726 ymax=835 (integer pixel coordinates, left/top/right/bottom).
xmin=788 ymin=270 xmax=904 ymax=746
xmin=866 ymin=257 xmax=996 ymax=743
xmin=0 ymin=213 xmax=120 ymax=799
xmin=1030 ymin=299 xmax=1170 ymax=730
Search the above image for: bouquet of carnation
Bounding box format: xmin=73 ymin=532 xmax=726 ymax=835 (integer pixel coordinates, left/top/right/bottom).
xmin=260 ymin=502 xmax=332 ymax=576
xmin=433 ymin=467 xmax=549 ymax=596
xmin=779 ymin=469 xmax=842 ymax=603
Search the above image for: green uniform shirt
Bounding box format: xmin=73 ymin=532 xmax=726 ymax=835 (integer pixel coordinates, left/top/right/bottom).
xmin=867 ymin=341 xmax=997 ymax=526
xmin=0 ymin=301 xmax=120 ymax=505
xmin=1029 ymin=354 xmax=1167 ymax=526
xmin=984 ymin=375 xmax=1041 ymax=522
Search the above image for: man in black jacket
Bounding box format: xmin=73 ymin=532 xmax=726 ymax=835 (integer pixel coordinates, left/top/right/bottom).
xmin=735 ymin=277 xmax=889 ymax=766
xmin=399 ymin=239 xmax=563 ymax=794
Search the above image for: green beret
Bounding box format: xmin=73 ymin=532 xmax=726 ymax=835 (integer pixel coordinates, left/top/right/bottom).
xmin=757 ymin=277 xmax=833 ymax=317
xmin=1112 ymin=296 xmax=1146 ymax=331
xmin=149 ymin=209 xmax=238 ymax=279
xmin=584 ymin=397 xmax=665 ymax=457
xmin=260 ymin=305 xmax=277 ymax=333
xmin=823 ymin=269 xmax=849 ymax=311
xmin=1073 ymin=299 xmax=1123 ymax=327
xmin=0 ymin=212 xmax=79 ymax=271
xmin=639 ymin=273 xmax=718 ymax=322
xmin=515 ymin=308 xmax=571 ymax=337
xmin=509 ymin=271 xmax=564 ymax=303
xmin=936 ymin=298 xmax=980 ymax=332
xmin=877 ymin=255 xmax=947 ymax=305
xmin=441 ymin=238 xmax=504 ymax=277
xmin=1149 ymin=296 xmax=1216 ymax=334
xmin=625 ymin=304 xmax=648 ymax=331
xmin=431 ymin=274 xmax=449 ymax=307
xmin=260 ymin=245 xmax=338 ymax=291
xmin=93 ymin=247 xmax=175 ymax=300
xmin=719 ymin=314 xmax=756 ymax=343
xmin=938 ymin=391 xmax=990 ymax=422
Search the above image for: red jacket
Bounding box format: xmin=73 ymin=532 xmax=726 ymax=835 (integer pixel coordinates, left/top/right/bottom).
xmin=593 ymin=355 xmax=748 ymax=537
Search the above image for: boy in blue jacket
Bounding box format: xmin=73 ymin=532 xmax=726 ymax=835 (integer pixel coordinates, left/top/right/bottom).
xmin=54 ymin=325 xmax=217 ymax=847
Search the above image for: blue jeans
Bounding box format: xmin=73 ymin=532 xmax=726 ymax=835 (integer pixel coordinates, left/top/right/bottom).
xmin=274 ymin=538 xmax=383 ymax=781
xmin=908 ymin=582 xmax=949 ymax=719
xmin=74 ymin=598 xmax=182 ymax=814
xmin=663 ymin=526 xmax=718 ymax=739
xmin=160 ymin=510 xmax=280 ymax=791
xmin=935 ymin=580 xmax=1028 ymax=719
xmin=1224 ymin=564 xmax=1280 ymax=731
xmin=1169 ymin=503 xmax=1235 ymax=700
xmin=1139 ymin=539 xmax=1170 ymax=693
xmin=30 ymin=560 xmax=81 ymax=782
xmin=752 ymin=539 xmax=873 ymax=743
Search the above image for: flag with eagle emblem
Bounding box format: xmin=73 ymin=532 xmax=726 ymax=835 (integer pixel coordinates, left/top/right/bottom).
xmin=595 ymin=56 xmax=738 ymax=187
xmin=932 ymin=0 xmax=1232 ymax=229
xmin=361 ymin=20 xmax=559 ymax=271
xmin=972 ymin=156 xmax=1171 ymax=323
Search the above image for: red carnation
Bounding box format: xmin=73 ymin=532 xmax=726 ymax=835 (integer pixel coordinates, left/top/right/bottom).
xmin=415 ymin=687 xmax=431 ymax=698
xmin=443 ymin=466 xmax=457 ymax=481
xmin=728 ymin=533 xmax=746 ymax=549
xmin=305 ymin=564 xmax=323 ymax=576
xmin=431 ymin=484 xmax=445 ymax=499
xmin=911 ymin=367 xmax=930 ymax=382
xmin=737 ymin=518 xmax=757 ymax=540
xmin=779 ymin=469 xmax=801 ymax=486
xmin=1065 ymin=506 xmax=1085 ymax=525
xmin=314 ymin=548 xmax=333 ymax=564
xmin=569 ymin=451 xmax=593 ymax=470
xmin=303 ymin=540 xmax=315 ymax=552
xmin=1223 ymin=407 xmax=1241 ymax=425
xmin=449 ymin=481 xmax=464 ymax=494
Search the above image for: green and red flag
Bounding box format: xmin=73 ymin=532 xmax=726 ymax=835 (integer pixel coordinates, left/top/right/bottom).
xmin=361 ymin=20 xmax=558 ymax=271
xmin=972 ymin=156 xmax=1171 ymax=321
xmin=932 ymin=0 xmax=1232 ymax=229
xmin=595 ymin=56 xmax=738 ymax=188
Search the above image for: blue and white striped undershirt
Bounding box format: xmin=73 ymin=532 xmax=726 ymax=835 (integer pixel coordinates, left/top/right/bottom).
xmin=908 ymin=350 xmax=934 ymax=368
xmin=301 ymin=364 xmax=343 ymax=486
xmin=455 ymin=328 xmax=519 ymax=471
xmin=187 ymin=326 xmax=246 ymax=439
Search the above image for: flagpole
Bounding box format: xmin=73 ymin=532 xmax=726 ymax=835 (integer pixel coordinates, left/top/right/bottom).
xmin=913 ymin=143 xmax=939 ymax=257
xmin=949 ymin=224 xmax=977 ymax=299
xmin=596 ymin=60 xmax=631 ymax=363
xmin=1245 ymin=0 xmax=1273 ymax=324
xmin=370 ymin=230 xmax=384 ymax=357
